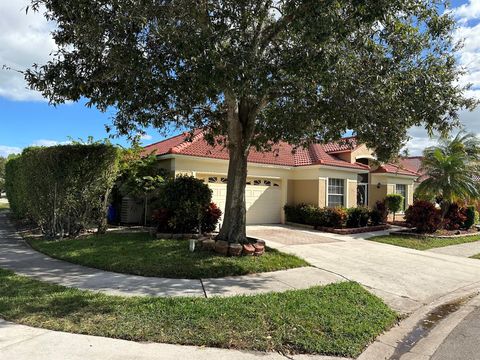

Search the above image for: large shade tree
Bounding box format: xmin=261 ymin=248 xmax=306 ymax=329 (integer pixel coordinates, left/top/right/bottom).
xmin=416 ymin=132 xmax=480 ymax=211
xmin=26 ymin=0 xmax=475 ymax=243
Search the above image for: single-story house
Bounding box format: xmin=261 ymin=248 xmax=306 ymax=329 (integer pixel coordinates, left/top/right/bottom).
xmin=142 ymin=131 xmax=420 ymax=225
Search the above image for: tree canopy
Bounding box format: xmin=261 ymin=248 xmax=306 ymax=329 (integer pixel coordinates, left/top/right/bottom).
xmin=25 ymin=0 xmax=476 ymax=242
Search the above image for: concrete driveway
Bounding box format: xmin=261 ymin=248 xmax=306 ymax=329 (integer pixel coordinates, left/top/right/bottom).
xmin=247 ymin=225 xmax=480 ymax=314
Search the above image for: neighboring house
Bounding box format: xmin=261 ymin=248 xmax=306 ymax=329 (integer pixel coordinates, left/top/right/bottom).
xmin=398 ymin=156 xmax=426 ymax=190
xmin=143 ymin=131 xmax=419 ymax=225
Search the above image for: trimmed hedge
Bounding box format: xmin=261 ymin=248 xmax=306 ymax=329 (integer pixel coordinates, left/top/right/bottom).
xmin=284 ymin=204 xmax=384 ymax=229
xmin=5 ymin=145 xmax=120 ymax=237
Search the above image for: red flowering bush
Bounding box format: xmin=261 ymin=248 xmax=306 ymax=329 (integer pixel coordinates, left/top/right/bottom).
xmin=443 ymin=203 xmax=468 ymax=230
xmin=405 ymin=200 xmax=442 ymax=233
xmin=201 ymin=203 xmax=223 ymax=233
xmin=152 ymin=208 xmax=173 ymax=232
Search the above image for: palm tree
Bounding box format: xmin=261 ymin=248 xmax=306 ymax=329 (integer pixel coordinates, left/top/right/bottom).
xmin=415 ymin=132 xmax=480 ymax=213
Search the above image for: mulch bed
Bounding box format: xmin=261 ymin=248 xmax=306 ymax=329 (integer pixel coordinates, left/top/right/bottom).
xmin=286 ymin=221 xmax=390 ymax=234
xmin=316 ymin=225 xmax=391 ymax=235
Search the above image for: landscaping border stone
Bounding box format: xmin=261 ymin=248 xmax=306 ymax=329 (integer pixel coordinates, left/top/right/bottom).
xmin=391 ymin=230 xmax=480 ymax=239
xmin=286 ymin=221 xmax=390 ymax=234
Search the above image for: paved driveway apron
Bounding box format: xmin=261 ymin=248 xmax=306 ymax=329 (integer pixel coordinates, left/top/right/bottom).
xmin=247 ymin=225 xmax=480 ymax=314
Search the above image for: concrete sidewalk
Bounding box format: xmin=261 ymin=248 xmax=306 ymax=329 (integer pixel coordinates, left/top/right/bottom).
xmin=0 ymin=212 xmax=342 ymax=298
xmin=427 ymin=240 xmax=480 ymax=258
xmin=0 ymin=319 xmax=347 ymax=360
xmin=247 ymin=225 xmax=480 ymax=314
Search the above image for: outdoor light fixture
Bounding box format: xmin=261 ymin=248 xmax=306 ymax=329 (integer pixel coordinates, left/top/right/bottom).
xmin=377 ymin=182 xmax=381 ymax=189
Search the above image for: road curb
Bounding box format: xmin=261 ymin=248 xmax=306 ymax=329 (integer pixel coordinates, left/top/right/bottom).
xmin=359 ymin=283 xmax=480 ymax=360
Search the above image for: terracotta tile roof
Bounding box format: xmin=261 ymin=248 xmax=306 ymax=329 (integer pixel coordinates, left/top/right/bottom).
xmin=399 ymin=156 xmax=423 ymax=174
xmin=144 ymin=131 xmax=370 ymax=170
xmin=322 ymin=136 xmax=358 ymax=153
xmin=371 ymin=163 xmax=420 ymax=176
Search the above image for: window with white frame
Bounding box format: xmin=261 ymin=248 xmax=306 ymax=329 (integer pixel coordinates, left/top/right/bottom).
xmin=395 ymin=184 xmax=407 ymax=211
xmin=328 ymin=178 xmax=344 ymax=207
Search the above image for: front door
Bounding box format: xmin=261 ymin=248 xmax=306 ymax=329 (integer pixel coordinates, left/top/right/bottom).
xmin=357 ymin=183 xmax=368 ymax=207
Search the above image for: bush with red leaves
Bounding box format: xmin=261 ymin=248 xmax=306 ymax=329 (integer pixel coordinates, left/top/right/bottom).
xmin=405 ymin=200 xmax=442 ymax=233
xmin=201 ymin=203 xmax=223 ymax=233
xmin=443 ymin=203 xmax=468 ymax=230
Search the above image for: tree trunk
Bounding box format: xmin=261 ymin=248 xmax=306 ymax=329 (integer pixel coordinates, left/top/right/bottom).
xmin=217 ymin=96 xmax=256 ymax=243
xmin=217 ymin=143 xmax=249 ymax=243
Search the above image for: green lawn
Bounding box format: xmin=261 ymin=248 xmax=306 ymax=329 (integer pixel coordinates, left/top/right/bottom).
xmin=470 ymin=254 xmax=480 ymax=260
xmin=28 ymin=233 xmax=309 ymax=279
xmin=369 ymin=234 xmax=480 ymax=251
xmin=0 ymin=202 xmax=9 ymax=211
xmin=0 ymin=268 xmax=398 ymax=357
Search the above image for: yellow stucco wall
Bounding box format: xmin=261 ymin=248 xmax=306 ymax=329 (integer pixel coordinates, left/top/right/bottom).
xmin=288 ymin=179 xmax=320 ymax=206
xmin=319 ymin=178 xmax=327 ymax=208
xmin=369 ymin=184 xmax=387 ymax=206
xmin=347 ymin=180 xmax=357 ymax=207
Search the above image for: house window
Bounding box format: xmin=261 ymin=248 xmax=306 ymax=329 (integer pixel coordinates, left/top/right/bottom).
xmin=395 ymin=184 xmax=407 ymax=211
xmin=328 ymin=178 xmax=344 ymax=207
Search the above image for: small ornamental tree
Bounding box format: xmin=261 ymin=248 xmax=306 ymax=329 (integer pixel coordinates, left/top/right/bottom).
xmin=117 ymin=147 xmax=168 ymax=226
xmin=25 ymin=1 xmax=476 ymax=243
xmin=385 ymin=194 xmax=404 ymax=222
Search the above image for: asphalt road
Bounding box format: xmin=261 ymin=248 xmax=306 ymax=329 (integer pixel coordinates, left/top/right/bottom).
xmin=432 ymin=305 xmax=480 ymax=360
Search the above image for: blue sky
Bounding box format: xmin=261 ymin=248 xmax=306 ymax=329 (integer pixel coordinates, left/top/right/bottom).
xmin=1 ymin=0 xmax=479 ymax=156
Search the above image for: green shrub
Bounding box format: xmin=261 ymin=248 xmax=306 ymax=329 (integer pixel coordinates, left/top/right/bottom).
xmin=284 ymin=203 xmax=318 ymax=225
xmin=154 ymin=176 xmax=219 ymax=233
xmin=346 ymin=207 xmax=370 ymax=228
xmin=370 ymin=200 xmax=388 ymax=225
xmin=323 ymin=207 xmax=347 ymax=228
xmin=385 ymin=194 xmax=404 ymax=221
xmin=464 ymin=205 xmax=476 ymax=230
xmin=5 ymin=145 xmax=120 ymax=237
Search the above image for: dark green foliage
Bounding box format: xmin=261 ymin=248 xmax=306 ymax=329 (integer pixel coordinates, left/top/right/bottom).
xmin=284 ymin=204 xmax=318 ymax=225
xmin=464 ymin=206 xmax=476 ymax=230
xmin=385 ymin=194 xmax=405 ymax=221
xmin=416 ymin=133 xmax=480 ymax=205
xmin=285 ymin=205 xmax=362 ymax=228
xmin=5 ymin=145 xmax=120 ymax=237
xmin=405 ymin=200 xmax=442 ymax=233
xmin=370 ymin=200 xmax=388 ymax=226
xmin=153 ymin=176 xmax=219 ymax=233
xmin=0 ymin=156 xmax=6 ymax=193
xmin=443 ymin=203 xmax=468 ymax=230
xmin=346 ymin=207 xmax=370 ymax=228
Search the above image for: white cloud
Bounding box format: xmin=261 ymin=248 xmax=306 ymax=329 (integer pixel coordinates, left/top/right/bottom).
xmin=0 ymin=145 xmax=22 ymax=157
xmin=0 ymin=1 xmax=55 ymax=101
xmin=139 ymin=134 xmax=153 ymax=141
xmin=31 ymin=139 xmax=71 ymax=147
xmin=453 ymin=0 xmax=480 ymax=23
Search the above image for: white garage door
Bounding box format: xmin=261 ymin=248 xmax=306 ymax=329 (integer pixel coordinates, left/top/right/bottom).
xmin=200 ymin=176 xmax=282 ymax=225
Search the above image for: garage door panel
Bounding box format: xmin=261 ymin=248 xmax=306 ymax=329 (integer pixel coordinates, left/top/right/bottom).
xmin=201 ymin=176 xmax=281 ymax=225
